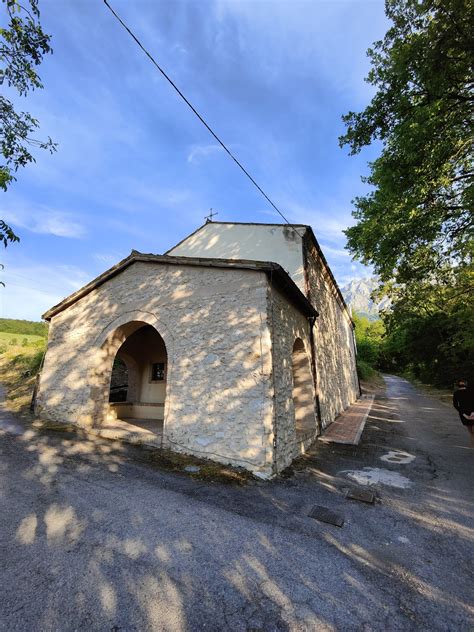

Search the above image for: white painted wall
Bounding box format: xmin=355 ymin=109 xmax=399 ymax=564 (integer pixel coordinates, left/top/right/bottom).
xmin=168 ymin=223 xmax=307 ymax=292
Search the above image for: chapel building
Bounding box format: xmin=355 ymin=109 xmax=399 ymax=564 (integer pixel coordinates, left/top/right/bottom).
xmin=36 ymin=222 xmax=359 ymax=478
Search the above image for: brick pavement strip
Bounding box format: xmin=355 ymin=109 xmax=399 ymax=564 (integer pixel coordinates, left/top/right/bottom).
xmin=318 ymin=394 xmax=374 ymax=445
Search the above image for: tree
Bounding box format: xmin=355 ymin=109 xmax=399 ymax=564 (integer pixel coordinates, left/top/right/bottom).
xmin=353 ymin=313 xmax=385 ymax=374
xmin=339 ymin=0 xmax=473 ymax=290
xmin=340 ymin=0 xmax=473 ymax=387
xmin=1 ymin=0 xmax=56 ymax=246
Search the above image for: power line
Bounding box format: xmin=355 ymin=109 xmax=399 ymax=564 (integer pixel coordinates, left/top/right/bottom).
xmin=103 ymin=0 xmax=305 ymax=239
xmin=0 ymin=280 xmax=60 ymax=294
xmin=0 ymin=271 xmax=68 ymax=294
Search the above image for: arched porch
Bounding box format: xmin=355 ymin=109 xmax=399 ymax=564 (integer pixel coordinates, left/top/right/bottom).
xmin=89 ymin=319 xmax=168 ymax=445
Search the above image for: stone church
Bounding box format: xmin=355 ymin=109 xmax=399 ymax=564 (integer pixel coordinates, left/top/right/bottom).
xmin=36 ymin=222 xmax=359 ymax=478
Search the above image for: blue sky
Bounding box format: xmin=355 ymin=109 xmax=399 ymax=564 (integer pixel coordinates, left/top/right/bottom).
xmin=1 ymin=0 xmax=388 ymax=321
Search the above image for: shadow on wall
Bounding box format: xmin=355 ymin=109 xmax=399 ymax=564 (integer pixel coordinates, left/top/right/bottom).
xmin=35 ymin=265 xmax=277 ymax=473
xmin=306 ymin=248 xmax=358 ymax=426
xmin=292 ymin=338 xmax=316 ymax=438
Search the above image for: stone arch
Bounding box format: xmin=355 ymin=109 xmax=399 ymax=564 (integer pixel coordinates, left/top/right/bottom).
xmin=88 ymin=314 xmax=171 ymax=429
xmin=292 ymin=337 xmax=316 ymax=438
xmin=94 ymin=309 xmax=174 ymax=351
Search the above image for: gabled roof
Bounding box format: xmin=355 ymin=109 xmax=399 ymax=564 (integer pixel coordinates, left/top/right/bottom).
xmin=164 ymin=220 xmax=308 ymax=254
xmin=166 ymin=221 xmax=352 ymax=321
xmin=42 ymin=251 xmax=318 ymax=321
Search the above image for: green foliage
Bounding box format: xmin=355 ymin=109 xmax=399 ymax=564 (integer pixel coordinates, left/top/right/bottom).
xmin=0 ymin=220 xmax=18 ymax=247
xmin=356 ymin=358 xmax=377 ymax=381
xmin=1 ymin=0 xmax=56 ymax=246
xmin=353 ymin=313 xmax=385 ymax=368
xmin=0 ymin=317 xmax=47 ymax=336
xmin=352 ymin=313 xmax=385 ymax=381
xmin=379 ymin=276 xmax=474 ymax=387
xmin=341 ymin=0 xmax=473 ymax=388
xmin=340 ymin=0 xmax=473 ymax=289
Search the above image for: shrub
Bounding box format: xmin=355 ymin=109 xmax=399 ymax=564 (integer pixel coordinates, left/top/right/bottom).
xmin=9 ymin=348 xmax=45 ymax=378
xmin=357 ymin=358 xmax=376 ymax=381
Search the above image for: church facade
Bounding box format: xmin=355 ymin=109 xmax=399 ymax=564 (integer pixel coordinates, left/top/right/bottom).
xmin=36 ymin=222 xmax=359 ymax=478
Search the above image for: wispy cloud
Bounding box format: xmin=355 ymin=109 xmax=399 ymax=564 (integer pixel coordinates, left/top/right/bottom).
xmin=0 ymin=262 xmax=90 ymax=320
xmin=187 ymin=144 xmax=224 ymax=164
xmin=319 ymin=243 xmax=351 ymax=259
xmin=4 ymin=206 xmax=86 ymax=239
xmin=93 ymin=253 xmax=122 ymax=266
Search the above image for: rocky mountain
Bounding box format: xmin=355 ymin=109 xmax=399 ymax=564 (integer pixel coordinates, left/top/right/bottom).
xmin=340 ymin=278 xmax=390 ymax=319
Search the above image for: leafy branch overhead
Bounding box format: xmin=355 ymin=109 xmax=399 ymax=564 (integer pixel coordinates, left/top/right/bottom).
xmin=339 ymin=0 xmax=473 ymax=287
xmin=0 ymin=0 xmax=56 ymax=245
xmin=340 ymin=0 xmax=474 ymax=387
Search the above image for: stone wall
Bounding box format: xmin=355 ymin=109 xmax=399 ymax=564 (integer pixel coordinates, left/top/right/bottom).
xmin=36 ymin=262 xmax=276 ymax=477
xmin=167 ymin=222 xmax=359 ymax=430
xmin=304 ymin=246 xmax=359 ymax=426
xmin=268 ymin=285 xmax=317 ymax=472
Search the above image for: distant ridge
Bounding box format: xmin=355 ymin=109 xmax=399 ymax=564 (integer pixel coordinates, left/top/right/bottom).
xmin=340 ymin=278 xmax=390 ymax=319
xmin=0 ymin=318 xmax=47 ymax=337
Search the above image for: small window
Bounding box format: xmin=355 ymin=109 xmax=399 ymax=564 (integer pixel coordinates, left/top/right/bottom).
xmin=151 ymin=362 xmax=166 ymax=381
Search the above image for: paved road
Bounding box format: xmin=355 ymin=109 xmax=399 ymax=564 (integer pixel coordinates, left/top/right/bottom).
xmin=0 ymin=376 xmax=472 ymax=631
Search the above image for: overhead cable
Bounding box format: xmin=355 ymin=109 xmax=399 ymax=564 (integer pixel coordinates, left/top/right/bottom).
xmin=103 ymin=0 xmax=304 ymax=238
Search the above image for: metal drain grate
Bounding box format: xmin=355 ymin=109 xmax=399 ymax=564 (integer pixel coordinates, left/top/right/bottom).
xmin=346 ymin=488 xmax=376 ymax=504
xmin=308 ymin=505 xmax=344 ymax=527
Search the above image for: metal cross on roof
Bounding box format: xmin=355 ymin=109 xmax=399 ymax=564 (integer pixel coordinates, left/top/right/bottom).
xmin=205 ymin=208 xmax=218 ymax=223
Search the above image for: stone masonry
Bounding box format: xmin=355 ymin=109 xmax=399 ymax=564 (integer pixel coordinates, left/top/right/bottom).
xmin=36 ymin=222 xmax=359 ymax=477
xmin=304 ymin=239 xmax=359 ymax=426
xmin=36 ymin=257 xmax=317 ymax=478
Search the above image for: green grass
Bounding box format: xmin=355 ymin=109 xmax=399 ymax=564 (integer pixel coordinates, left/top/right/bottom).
xmin=0 ymin=318 xmax=48 ymax=337
xmin=0 ymin=340 xmax=46 ymax=418
xmin=0 ymin=332 xmax=44 ymax=346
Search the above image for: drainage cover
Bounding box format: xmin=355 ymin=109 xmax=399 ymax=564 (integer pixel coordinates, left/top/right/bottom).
xmin=308 ymin=505 xmax=344 ymax=527
xmin=346 ymin=488 xmax=376 ymax=504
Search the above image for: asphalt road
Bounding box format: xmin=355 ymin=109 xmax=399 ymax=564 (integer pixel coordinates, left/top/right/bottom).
xmin=0 ymin=376 xmax=472 ymax=631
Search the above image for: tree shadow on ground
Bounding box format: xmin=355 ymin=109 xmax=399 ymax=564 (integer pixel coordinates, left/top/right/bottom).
xmin=1 ymin=382 xmax=473 ymax=631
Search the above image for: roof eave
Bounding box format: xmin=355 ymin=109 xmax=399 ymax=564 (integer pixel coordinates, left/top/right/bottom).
xmin=42 ymin=253 xmax=317 ymax=321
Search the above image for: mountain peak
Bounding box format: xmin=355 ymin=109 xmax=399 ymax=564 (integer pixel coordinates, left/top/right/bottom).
xmin=341 ymin=277 xmax=390 ymax=319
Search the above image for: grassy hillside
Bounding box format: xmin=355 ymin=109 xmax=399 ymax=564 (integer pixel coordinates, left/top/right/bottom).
xmin=0 ymin=320 xmax=47 ymax=416
xmin=0 ymin=318 xmax=47 ymax=337
xmin=0 ymin=341 xmax=45 ymax=417
xmin=0 ymin=332 xmax=44 ymax=347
